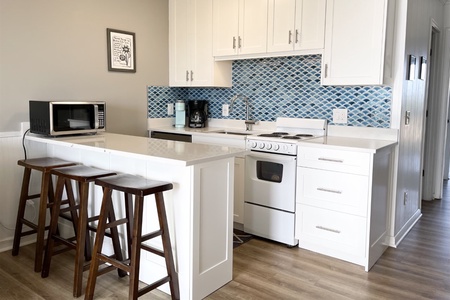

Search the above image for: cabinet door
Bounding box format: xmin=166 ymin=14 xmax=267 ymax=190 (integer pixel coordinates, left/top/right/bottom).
xmin=213 ymin=0 xmax=240 ymax=56
xmin=295 ymin=0 xmax=326 ymax=51
xmin=239 ymin=0 xmax=269 ymax=55
xmin=322 ymin=0 xmax=387 ymax=85
xmin=169 ymin=0 xmax=190 ymax=86
xmin=267 ymin=0 xmax=296 ymax=53
xmin=191 ymin=0 xmax=215 ymax=86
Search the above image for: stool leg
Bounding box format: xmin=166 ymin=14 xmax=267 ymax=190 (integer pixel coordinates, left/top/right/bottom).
xmin=155 ymin=192 xmax=180 ymax=300
xmin=129 ymin=195 xmax=145 ymax=300
xmin=33 ymin=171 xmax=52 ymax=272
xmin=106 ymin=199 xmax=127 ymax=278
xmin=12 ymin=167 xmax=32 ymax=256
xmin=124 ymin=192 xmax=134 ymax=260
xmin=85 ymin=188 xmax=113 ymax=300
xmin=73 ymin=181 xmax=89 ymax=298
xmin=41 ymin=175 xmax=66 ymax=278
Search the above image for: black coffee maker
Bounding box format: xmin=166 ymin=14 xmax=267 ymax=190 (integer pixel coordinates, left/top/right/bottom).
xmin=188 ymin=100 xmax=208 ymax=128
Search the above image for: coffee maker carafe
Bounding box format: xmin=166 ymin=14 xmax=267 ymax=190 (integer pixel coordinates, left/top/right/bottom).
xmin=188 ymin=100 xmax=208 ymax=128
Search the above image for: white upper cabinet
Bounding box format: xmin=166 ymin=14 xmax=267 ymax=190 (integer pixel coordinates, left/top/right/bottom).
xmin=169 ymin=0 xmax=231 ymax=87
xmin=267 ymin=0 xmax=326 ymax=53
xmin=322 ymin=0 xmax=388 ymax=86
xmin=213 ymin=0 xmax=268 ymax=57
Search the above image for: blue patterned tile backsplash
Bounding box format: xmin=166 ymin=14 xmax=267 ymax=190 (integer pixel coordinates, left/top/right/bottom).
xmin=148 ymin=55 xmax=392 ymax=127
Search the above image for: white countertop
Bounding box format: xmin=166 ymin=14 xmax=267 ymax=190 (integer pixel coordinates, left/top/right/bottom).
xmin=26 ymin=132 xmax=246 ymax=166
xmin=299 ymin=136 xmax=397 ymax=153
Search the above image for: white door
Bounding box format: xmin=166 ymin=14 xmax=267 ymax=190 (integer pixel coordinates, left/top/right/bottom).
xmin=267 ymin=0 xmax=296 ymax=53
xmin=295 ymin=0 xmax=326 ymax=51
xmin=169 ymin=0 xmax=190 ymax=86
xmin=213 ymin=0 xmax=240 ymax=56
xmin=239 ymin=0 xmax=269 ymax=55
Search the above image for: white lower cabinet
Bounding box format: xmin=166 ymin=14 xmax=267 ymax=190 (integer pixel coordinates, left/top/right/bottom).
xmin=296 ymin=144 xmax=394 ymax=271
xmin=233 ymin=157 xmax=245 ymax=224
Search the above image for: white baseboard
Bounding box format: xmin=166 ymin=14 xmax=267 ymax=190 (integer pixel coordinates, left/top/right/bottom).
xmin=387 ymin=209 xmax=422 ymax=247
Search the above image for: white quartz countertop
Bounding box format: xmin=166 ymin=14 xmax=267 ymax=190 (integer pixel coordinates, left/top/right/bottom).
xmin=26 ymin=132 xmax=246 ymax=166
xmin=299 ymin=136 xmax=397 ymax=153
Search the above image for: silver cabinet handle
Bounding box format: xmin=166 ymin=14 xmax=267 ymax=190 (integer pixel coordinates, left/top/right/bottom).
xmin=186 ymin=70 xmax=189 ymax=81
xmin=288 ymin=30 xmax=292 ymax=44
xmin=324 ymin=64 xmax=328 ymax=78
xmin=233 ymin=36 xmax=236 ymax=49
xmin=238 ymin=36 xmax=242 ymax=49
xmin=318 ymin=157 xmax=344 ymax=163
xmin=316 ymin=225 xmax=341 ymax=234
xmin=317 ymin=187 xmax=342 ymax=194
xmin=295 ymin=29 xmax=299 ymax=44
xmin=190 ymin=70 xmax=194 ymax=81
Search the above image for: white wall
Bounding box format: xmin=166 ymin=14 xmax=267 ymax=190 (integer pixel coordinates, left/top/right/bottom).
xmin=0 ymin=0 xmax=169 ymax=136
xmin=391 ymin=0 xmax=445 ymax=243
xmin=0 ymin=0 xmax=168 ymax=251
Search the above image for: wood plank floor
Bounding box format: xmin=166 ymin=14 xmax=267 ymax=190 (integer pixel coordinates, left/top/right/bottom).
xmin=2 ymin=183 xmax=450 ymax=299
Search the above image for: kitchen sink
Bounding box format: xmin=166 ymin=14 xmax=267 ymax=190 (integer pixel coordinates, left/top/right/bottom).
xmin=207 ymin=130 xmax=253 ymax=136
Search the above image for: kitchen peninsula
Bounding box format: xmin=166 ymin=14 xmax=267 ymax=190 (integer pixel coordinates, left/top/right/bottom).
xmin=24 ymin=132 xmax=246 ymax=300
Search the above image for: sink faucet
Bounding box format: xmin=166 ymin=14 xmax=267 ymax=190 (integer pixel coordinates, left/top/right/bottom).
xmin=229 ymin=94 xmax=256 ymax=131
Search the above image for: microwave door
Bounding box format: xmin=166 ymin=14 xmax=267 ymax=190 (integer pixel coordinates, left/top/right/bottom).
xmin=94 ymin=104 xmax=99 ymax=129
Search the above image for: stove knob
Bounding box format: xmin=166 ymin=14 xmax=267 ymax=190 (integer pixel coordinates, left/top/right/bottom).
xmin=266 ymin=143 xmax=272 ymax=150
xmin=251 ymin=141 xmax=257 ymax=148
xmin=259 ymin=142 xmax=265 ymax=149
xmin=273 ymin=144 xmax=280 ymax=151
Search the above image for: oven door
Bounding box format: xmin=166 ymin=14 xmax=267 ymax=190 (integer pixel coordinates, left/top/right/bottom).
xmin=245 ymin=151 xmax=297 ymax=212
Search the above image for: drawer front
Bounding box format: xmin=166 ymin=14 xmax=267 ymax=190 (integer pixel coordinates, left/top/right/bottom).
xmin=296 ymin=204 xmax=366 ymax=263
xmin=297 ymin=167 xmax=369 ymax=216
xmin=298 ymin=147 xmax=371 ymax=175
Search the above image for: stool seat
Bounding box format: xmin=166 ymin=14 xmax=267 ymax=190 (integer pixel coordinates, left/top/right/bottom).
xmin=85 ymin=174 xmax=179 ymax=300
xmin=41 ymin=165 xmax=118 ymax=298
xmin=13 ymin=157 xmax=77 ymax=273
xmin=94 ymin=174 xmax=173 ymax=196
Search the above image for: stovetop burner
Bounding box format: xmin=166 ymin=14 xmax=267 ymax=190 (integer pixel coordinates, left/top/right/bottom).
xmin=258 ymin=132 xmax=290 ymax=138
xmin=296 ymin=134 xmax=314 ymax=137
xmin=282 ymin=136 xmax=301 ymax=140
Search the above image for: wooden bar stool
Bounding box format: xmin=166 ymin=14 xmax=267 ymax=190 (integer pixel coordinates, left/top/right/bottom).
xmin=41 ymin=165 xmax=122 ymax=298
xmin=12 ymin=157 xmax=77 ymax=272
xmin=85 ymin=174 xmax=179 ymax=300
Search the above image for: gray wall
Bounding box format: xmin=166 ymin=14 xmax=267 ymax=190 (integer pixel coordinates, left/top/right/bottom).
xmin=0 ymin=0 xmax=169 ymax=136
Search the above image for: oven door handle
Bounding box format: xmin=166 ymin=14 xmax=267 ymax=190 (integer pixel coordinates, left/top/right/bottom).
xmin=246 ymin=151 xmax=296 ymax=162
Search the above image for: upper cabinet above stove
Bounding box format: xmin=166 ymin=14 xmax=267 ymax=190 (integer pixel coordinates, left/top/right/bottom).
xmin=321 ymin=0 xmax=395 ymax=86
xmin=169 ymin=0 xmax=232 ymax=87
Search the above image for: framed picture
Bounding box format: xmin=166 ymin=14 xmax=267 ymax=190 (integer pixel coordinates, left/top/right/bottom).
xmin=407 ymin=55 xmax=416 ymax=81
xmin=107 ymin=28 xmax=136 ymax=72
xmin=419 ymin=56 xmax=427 ymax=80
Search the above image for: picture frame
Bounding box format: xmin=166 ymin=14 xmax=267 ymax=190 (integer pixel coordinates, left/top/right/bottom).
xmin=407 ymin=55 xmax=416 ymax=81
xmin=107 ymin=28 xmax=136 ymax=73
xmin=419 ymin=56 xmax=427 ymax=80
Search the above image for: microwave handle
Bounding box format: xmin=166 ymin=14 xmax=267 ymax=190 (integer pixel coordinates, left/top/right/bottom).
xmin=93 ymin=105 xmax=99 ymax=129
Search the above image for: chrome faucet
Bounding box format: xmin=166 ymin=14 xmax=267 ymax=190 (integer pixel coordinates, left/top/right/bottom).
xmin=229 ymin=94 xmax=256 ymax=131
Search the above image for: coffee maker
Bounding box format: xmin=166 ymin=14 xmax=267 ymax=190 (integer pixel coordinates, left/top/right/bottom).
xmin=188 ymin=100 xmax=208 ymax=128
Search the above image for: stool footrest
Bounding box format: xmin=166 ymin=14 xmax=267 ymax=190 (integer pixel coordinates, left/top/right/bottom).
xmin=26 ymin=193 xmax=41 ymax=200
xmin=97 ymin=253 xmax=131 ymax=273
xmin=138 ymin=276 xmax=171 ymax=298
xmin=60 ymin=205 xmax=80 ymax=213
xmin=141 ymin=244 xmax=165 ymax=257
xmin=141 ymin=229 xmax=162 ymax=242
xmin=20 ymin=218 xmax=38 ymax=231
xmin=105 ymin=218 xmax=128 ymax=229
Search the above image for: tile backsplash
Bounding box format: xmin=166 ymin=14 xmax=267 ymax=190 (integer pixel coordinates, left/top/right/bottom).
xmin=148 ymin=55 xmax=392 ymax=128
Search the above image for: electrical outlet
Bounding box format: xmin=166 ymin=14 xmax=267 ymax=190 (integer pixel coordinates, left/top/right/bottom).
xmin=333 ymin=108 xmax=348 ymax=124
xmin=222 ymin=104 xmax=229 ymax=117
xmin=167 ymin=103 xmax=174 ymax=116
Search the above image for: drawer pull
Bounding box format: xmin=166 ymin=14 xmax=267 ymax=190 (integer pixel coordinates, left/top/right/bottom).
xmin=317 ymin=187 xmax=342 ymax=194
xmin=318 ymin=157 xmax=344 ymax=163
xmin=316 ymin=225 xmax=341 ymax=234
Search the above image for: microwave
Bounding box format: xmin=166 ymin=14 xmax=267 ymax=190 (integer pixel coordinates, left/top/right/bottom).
xmin=29 ymin=101 xmax=106 ymax=136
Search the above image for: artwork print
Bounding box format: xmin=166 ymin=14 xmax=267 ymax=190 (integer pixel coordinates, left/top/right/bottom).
xmin=107 ymin=28 xmax=136 ymax=72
